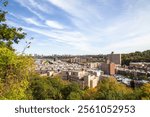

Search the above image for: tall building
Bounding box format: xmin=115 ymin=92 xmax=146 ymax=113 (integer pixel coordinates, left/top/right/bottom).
xmin=101 ymin=60 xmax=116 ymax=75
xmin=108 ymin=52 xmax=121 ymax=65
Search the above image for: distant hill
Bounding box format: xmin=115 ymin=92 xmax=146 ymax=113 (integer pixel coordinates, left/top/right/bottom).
xmin=122 ymin=50 xmax=150 ymax=65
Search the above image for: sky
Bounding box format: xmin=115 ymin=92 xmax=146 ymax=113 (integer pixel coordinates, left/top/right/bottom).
xmin=4 ymin=0 xmax=150 ymax=55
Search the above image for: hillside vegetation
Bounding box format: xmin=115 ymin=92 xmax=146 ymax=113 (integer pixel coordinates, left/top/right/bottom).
xmin=122 ymin=50 xmax=150 ymax=65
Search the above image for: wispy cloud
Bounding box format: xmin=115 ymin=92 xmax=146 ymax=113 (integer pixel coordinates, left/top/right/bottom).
xmin=8 ymin=0 xmax=150 ymax=54
xmin=24 ymin=18 xmax=46 ymax=27
xmin=47 ymin=0 xmax=102 ymax=32
xmin=103 ymin=34 xmax=150 ymax=53
xmin=45 ymin=20 xmax=65 ymax=29
xmin=9 ymin=12 xmax=46 ymax=27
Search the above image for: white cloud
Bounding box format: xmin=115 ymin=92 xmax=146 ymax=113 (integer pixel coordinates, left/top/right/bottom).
xmin=103 ymin=34 xmax=150 ymax=53
xmin=45 ymin=20 xmax=64 ymax=29
xmin=48 ymin=0 xmax=102 ymax=20
xmin=27 ymin=0 xmax=50 ymax=13
xmin=22 ymin=26 xmax=85 ymax=42
xmin=10 ymin=0 xmax=150 ymax=54
xmin=9 ymin=12 xmax=46 ymax=27
xmin=24 ymin=18 xmax=46 ymax=27
xmin=47 ymin=0 xmax=102 ymax=31
xmin=21 ymin=25 xmax=95 ymax=53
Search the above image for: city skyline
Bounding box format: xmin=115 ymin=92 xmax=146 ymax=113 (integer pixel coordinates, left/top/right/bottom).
xmin=6 ymin=0 xmax=150 ymax=55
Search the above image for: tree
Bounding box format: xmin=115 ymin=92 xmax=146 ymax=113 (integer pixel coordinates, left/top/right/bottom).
xmin=140 ymin=83 xmax=150 ymax=100
xmin=122 ymin=50 xmax=150 ymax=65
xmin=128 ymin=83 xmax=150 ymax=100
xmin=0 ymin=0 xmax=26 ymax=50
xmin=95 ymin=78 xmax=133 ymax=100
xmin=61 ymin=82 xmax=83 ymax=100
xmin=127 ymin=88 xmax=143 ymax=100
xmin=0 ymin=1 xmax=35 ymax=100
xmin=29 ymin=76 xmax=68 ymax=100
xmin=67 ymin=92 xmax=82 ymax=100
xmin=0 ymin=47 xmax=35 ymax=99
xmin=83 ymin=88 xmax=97 ymax=100
xmin=29 ymin=77 xmax=59 ymax=100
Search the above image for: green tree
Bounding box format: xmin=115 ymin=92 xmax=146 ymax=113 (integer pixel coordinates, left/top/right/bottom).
xmin=67 ymin=92 xmax=82 ymax=100
xmin=122 ymin=50 xmax=150 ymax=65
xmin=30 ymin=77 xmax=58 ymax=100
xmin=128 ymin=83 xmax=150 ymax=100
xmin=61 ymin=82 xmax=83 ymax=100
xmin=83 ymin=88 xmax=97 ymax=100
xmin=0 ymin=0 xmax=26 ymax=50
xmin=0 ymin=47 xmax=35 ymax=99
xmin=0 ymin=1 xmax=35 ymax=100
xmin=127 ymin=88 xmax=143 ymax=100
xmin=95 ymin=78 xmax=133 ymax=100
xmin=30 ymin=76 xmax=68 ymax=100
xmin=140 ymin=83 xmax=150 ymax=100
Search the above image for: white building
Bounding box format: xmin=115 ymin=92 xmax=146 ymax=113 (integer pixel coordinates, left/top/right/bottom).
xmin=61 ymin=70 xmax=100 ymax=89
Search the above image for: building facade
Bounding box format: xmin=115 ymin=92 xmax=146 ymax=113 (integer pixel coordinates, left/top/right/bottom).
xmin=61 ymin=70 xmax=100 ymax=89
xmin=108 ymin=52 xmax=121 ymax=65
xmin=101 ymin=62 xmax=116 ymax=75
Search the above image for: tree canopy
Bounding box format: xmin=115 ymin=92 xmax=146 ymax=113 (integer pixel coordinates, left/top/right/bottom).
xmin=95 ymin=78 xmax=133 ymax=100
xmin=0 ymin=0 xmax=35 ymax=99
xmin=0 ymin=47 xmax=35 ymax=99
xmin=122 ymin=50 xmax=150 ymax=65
xmin=0 ymin=0 xmax=26 ymax=50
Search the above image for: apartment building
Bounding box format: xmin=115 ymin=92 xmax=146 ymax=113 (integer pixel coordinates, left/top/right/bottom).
xmin=101 ymin=61 xmax=116 ymax=75
xmin=86 ymin=62 xmax=101 ymax=68
xmin=84 ymin=75 xmax=99 ymax=88
xmin=69 ymin=57 xmax=87 ymax=63
xmin=108 ymin=52 xmax=121 ymax=65
xmin=61 ymin=70 xmax=100 ymax=89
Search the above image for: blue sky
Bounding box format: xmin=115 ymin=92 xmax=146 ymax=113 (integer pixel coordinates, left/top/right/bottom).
xmin=5 ymin=0 xmax=150 ymax=55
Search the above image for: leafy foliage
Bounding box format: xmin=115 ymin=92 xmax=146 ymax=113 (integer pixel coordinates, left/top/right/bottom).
xmin=61 ymin=82 xmax=83 ymax=100
xmin=0 ymin=0 xmax=26 ymax=50
xmin=83 ymin=88 xmax=97 ymax=100
xmin=0 ymin=47 xmax=35 ymax=99
xmin=140 ymin=83 xmax=150 ymax=99
xmin=29 ymin=76 xmax=84 ymax=100
xmin=29 ymin=76 xmax=67 ymax=100
xmin=95 ymin=78 xmax=133 ymax=100
xmin=122 ymin=50 xmax=150 ymax=65
xmin=30 ymin=77 xmax=59 ymax=100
